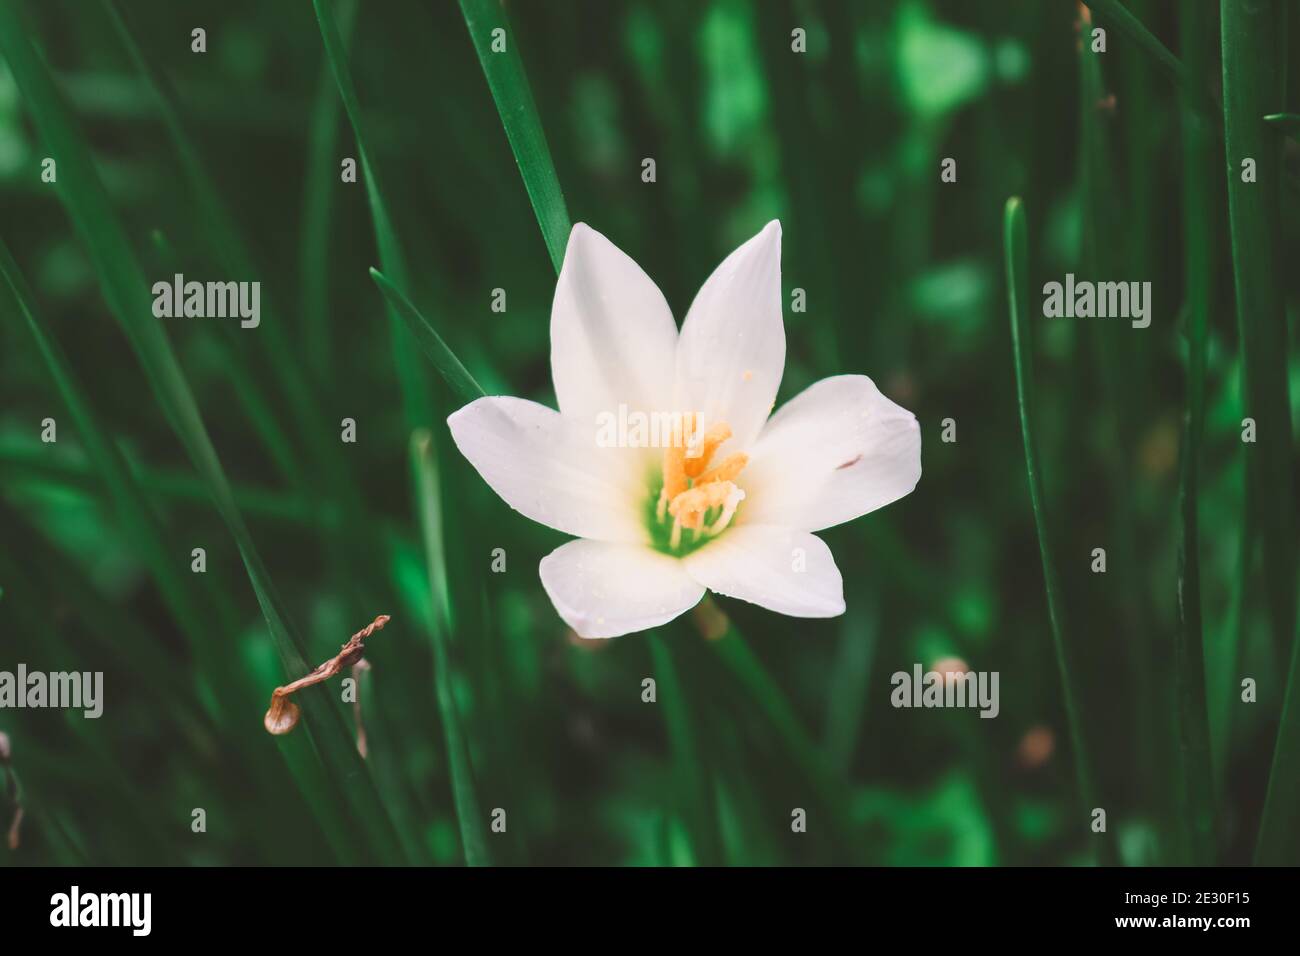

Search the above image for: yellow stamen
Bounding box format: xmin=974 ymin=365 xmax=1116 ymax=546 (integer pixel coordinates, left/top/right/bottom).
xmin=683 ymin=422 xmax=732 ymax=477
xmin=694 ymin=452 xmax=748 ymax=486
xmin=668 ymin=480 xmax=736 ymax=530
xmin=656 ymin=418 xmax=750 ymax=548
xmin=662 ymin=442 xmax=688 ymax=500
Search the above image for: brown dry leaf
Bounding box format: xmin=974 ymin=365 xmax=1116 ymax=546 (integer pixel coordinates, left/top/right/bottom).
xmin=263 ymin=614 xmax=389 ymax=736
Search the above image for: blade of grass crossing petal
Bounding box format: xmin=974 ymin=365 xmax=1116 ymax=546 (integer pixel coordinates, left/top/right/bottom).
xmin=371 ymin=268 xmax=486 ymax=404
xmin=1004 ymin=197 xmax=1112 ymax=865
xmin=411 ymin=430 xmax=490 ymax=866
xmin=0 ymin=3 xmax=407 ymax=865
xmin=1221 ymin=0 xmax=1295 ymax=670
xmin=458 ymin=0 xmax=572 ymax=273
xmin=1173 ymin=1 xmax=1216 ymax=865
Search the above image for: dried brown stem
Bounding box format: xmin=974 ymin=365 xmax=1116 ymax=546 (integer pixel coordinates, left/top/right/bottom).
xmin=263 ymin=614 xmax=389 ymax=736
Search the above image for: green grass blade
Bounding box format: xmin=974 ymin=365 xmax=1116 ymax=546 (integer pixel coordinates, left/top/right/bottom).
xmin=648 ymin=632 xmax=718 ymax=866
xmin=1172 ymin=1 xmax=1217 ymax=865
xmin=411 ymin=430 xmax=490 ymax=866
xmin=143 ymin=227 xmax=307 ymax=493
xmin=710 ymin=629 xmax=831 ymax=789
xmin=103 ymin=0 xmax=388 ymax=621
xmin=1077 ymin=12 xmax=1167 ymax=848
xmin=0 ymin=250 xmax=322 ymax=867
xmin=1084 ymin=0 xmax=1186 ymax=81
xmin=1220 ymin=0 xmax=1295 ymax=669
xmin=0 ymin=1 xmax=407 ymax=865
xmin=1004 ymin=197 xmax=1112 ymax=865
xmin=823 ymin=601 xmax=878 ymax=775
xmin=1212 ymin=502 xmax=1255 ymax=801
xmin=0 ymin=443 xmax=325 ymax=526
xmin=0 ymin=238 xmax=214 ymax=660
xmin=371 ymin=268 xmax=486 ymax=404
xmin=314 ymin=0 xmax=436 ymax=432
xmin=458 ymin=0 xmax=571 ymax=273
xmin=1227 ymin=0 xmax=1300 ymax=862
xmin=101 ymin=0 xmax=324 ymax=487
xmin=705 ymin=610 xmax=857 ymax=840
xmin=1258 ymin=577 xmax=1300 ymax=863
xmin=300 ymin=9 xmax=349 ymax=385
xmin=104 ymin=0 xmax=398 ymax=675
xmin=1084 ymin=0 xmax=1215 ymax=120
xmin=1262 ymin=112 xmax=1300 ymax=130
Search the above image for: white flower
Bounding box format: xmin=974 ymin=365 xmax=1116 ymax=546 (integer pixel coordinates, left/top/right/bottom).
xmin=447 ymin=221 xmax=921 ymax=639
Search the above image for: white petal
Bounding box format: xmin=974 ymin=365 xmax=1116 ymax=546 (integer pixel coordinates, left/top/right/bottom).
xmin=741 ymin=375 xmax=920 ymax=532
xmin=683 ymin=525 xmax=844 ymax=618
xmin=447 ymin=396 xmax=645 ymax=543
xmin=674 ymin=221 xmax=784 ymax=452
xmin=551 ymin=223 xmax=678 ymax=430
xmin=540 ymin=539 xmax=705 ymax=639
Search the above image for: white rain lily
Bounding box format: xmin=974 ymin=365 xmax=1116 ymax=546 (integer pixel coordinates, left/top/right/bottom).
xmin=447 ymin=221 xmax=921 ymax=639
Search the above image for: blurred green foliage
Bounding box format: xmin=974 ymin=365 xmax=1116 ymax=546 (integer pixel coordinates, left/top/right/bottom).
xmin=0 ymin=0 xmax=1296 ymax=866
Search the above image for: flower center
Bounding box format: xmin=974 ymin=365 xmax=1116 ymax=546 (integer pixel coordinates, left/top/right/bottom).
xmin=646 ymin=419 xmax=747 ymax=555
